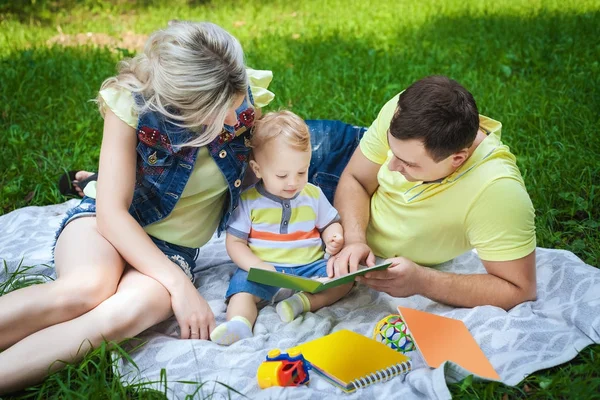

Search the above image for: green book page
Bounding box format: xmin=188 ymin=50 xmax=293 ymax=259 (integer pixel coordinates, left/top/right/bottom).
xmin=247 ymin=262 xmax=391 ymax=294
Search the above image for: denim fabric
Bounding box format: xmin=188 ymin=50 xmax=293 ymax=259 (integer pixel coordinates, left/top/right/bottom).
xmin=149 ymin=236 xmax=198 ymax=282
xmin=306 ymin=120 xmax=366 ymax=204
xmin=128 ymin=86 xmax=256 ymax=234
xmin=52 ymin=197 xmax=198 ymax=279
xmin=225 ymin=258 xmax=329 ymax=301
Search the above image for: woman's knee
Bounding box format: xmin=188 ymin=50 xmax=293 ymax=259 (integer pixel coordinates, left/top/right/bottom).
xmin=52 ymin=278 xmax=118 ymax=316
xmin=99 ymin=284 xmax=172 ymax=341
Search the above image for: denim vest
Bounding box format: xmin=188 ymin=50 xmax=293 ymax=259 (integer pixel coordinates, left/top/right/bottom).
xmin=129 ymin=87 xmax=255 ymax=234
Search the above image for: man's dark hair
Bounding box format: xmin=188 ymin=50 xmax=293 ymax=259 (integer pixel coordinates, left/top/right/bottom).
xmin=389 ymin=76 xmax=479 ymax=162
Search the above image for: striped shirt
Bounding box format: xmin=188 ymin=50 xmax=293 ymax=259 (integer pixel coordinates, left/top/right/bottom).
xmin=227 ymin=181 xmax=340 ymax=267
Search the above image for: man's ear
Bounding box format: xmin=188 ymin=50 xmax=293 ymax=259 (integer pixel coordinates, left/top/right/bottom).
xmin=450 ymin=149 xmax=469 ymax=168
xmin=249 ymin=160 xmax=261 ymax=178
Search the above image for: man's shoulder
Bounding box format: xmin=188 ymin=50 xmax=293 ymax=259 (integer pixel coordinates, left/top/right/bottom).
xmin=464 ymin=157 xmax=527 ymax=200
xmin=470 ymin=175 xmax=531 ymax=214
xmin=377 ymin=92 xmax=402 ymax=123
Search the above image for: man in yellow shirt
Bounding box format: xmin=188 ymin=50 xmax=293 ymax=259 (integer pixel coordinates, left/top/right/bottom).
xmin=329 ymin=76 xmax=537 ymax=310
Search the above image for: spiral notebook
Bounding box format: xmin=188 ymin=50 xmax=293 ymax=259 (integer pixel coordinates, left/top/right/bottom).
xmin=290 ymin=329 xmax=412 ymax=393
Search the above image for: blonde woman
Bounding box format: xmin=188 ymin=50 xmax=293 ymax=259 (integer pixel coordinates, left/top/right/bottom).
xmin=0 ymin=22 xmax=274 ymax=393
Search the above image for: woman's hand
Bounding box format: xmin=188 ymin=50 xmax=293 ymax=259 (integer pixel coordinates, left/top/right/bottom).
xmin=170 ymin=279 xmax=216 ymax=340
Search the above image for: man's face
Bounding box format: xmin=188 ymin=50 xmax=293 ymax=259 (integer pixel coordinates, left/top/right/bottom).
xmin=386 ymin=132 xmax=459 ymax=182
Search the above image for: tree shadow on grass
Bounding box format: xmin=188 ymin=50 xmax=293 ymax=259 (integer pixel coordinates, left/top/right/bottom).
xmin=0 ymin=0 xmax=210 ymax=25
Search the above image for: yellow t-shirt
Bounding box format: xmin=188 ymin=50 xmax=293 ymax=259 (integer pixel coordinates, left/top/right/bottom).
xmin=360 ymin=94 xmax=536 ymax=265
xmin=95 ymin=69 xmax=275 ymax=248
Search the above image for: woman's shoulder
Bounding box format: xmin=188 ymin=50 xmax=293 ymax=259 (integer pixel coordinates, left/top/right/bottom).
xmin=99 ymin=87 xmax=138 ymax=128
xmin=246 ymin=68 xmax=274 ymax=108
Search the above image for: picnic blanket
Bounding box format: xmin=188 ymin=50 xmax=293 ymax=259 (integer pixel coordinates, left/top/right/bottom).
xmin=1 ymin=200 xmax=599 ymax=399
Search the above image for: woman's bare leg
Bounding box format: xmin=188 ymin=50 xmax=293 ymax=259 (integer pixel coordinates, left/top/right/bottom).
xmin=0 ymin=217 xmax=125 ymax=350
xmin=0 ymin=267 xmax=173 ymax=394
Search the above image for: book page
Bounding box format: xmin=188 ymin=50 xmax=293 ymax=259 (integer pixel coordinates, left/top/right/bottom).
xmin=247 ymin=262 xmax=391 ymax=293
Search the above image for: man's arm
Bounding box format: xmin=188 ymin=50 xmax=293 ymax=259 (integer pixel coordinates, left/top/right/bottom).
xmin=334 ymin=148 xmax=380 ymax=244
xmin=358 ymin=251 xmax=537 ymax=310
xmin=328 ymin=148 xmax=381 ymax=276
xmin=418 ymin=251 xmax=537 ymax=310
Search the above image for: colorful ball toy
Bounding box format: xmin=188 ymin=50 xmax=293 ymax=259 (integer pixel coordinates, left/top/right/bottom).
xmin=373 ymin=314 xmax=415 ymax=354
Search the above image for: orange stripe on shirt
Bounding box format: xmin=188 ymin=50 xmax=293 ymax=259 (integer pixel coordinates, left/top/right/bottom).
xmin=249 ymin=228 xmax=321 ymax=242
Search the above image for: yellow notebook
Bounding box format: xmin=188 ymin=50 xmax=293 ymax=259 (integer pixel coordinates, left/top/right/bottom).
xmin=290 ymin=329 xmax=412 ymax=393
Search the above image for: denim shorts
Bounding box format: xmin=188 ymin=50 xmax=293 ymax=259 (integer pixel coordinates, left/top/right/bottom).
xmin=306 ymin=120 xmax=366 ymax=204
xmin=53 ymin=196 xmax=199 ymax=281
xmin=225 ymin=258 xmax=329 ymax=301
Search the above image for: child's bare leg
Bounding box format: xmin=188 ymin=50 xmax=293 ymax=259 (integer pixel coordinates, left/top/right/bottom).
xmin=0 ymin=265 xmax=173 ymax=395
xmin=305 ymin=282 xmax=353 ymax=310
xmin=211 ymin=293 xmax=261 ymax=345
xmin=277 ymin=283 xmax=353 ymax=322
xmin=226 ymin=292 xmax=260 ymax=325
xmin=0 ymin=217 xmax=125 ymax=350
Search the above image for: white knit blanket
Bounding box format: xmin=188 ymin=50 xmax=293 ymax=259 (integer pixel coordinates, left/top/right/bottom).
xmin=1 ymin=200 xmax=599 ymax=399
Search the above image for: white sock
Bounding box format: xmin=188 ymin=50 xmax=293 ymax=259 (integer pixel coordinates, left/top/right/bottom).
xmin=276 ymin=292 xmax=311 ymax=323
xmin=210 ymin=316 xmax=253 ymax=345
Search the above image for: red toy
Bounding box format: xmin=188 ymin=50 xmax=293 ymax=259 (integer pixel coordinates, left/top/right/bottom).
xmin=257 ymin=349 xmax=311 ymax=388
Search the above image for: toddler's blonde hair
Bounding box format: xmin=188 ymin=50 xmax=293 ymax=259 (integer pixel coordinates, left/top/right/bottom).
xmin=251 ymin=111 xmax=311 ymax=153
xmin=97 ymin=21 xmax=247 ymax=147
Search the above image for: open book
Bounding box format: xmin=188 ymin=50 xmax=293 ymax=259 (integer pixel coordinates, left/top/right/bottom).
xmin=247 ymin=262 xmax=391 ymax=294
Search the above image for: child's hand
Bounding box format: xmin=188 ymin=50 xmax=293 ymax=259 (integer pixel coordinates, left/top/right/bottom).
xmin=325 ymin=233 xmax=344 ymax=256
xmin=255 ymin=262 xmax=277 ymax=272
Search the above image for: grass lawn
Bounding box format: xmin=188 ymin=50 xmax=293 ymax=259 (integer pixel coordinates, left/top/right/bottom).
xmin=1 ymin=0 xmax=599 ymax=398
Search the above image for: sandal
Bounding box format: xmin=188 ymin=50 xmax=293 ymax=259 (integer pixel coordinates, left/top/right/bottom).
xmin=57 ymin=171 xmax=98 ymax=198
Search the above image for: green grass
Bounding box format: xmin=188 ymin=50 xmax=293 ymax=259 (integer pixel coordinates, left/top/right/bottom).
xmin=0 ymin=0 xmax=599 ymax=398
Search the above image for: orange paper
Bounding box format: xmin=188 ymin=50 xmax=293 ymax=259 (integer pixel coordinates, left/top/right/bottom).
xmin=398 ymin=306 xmax=500 ymax=380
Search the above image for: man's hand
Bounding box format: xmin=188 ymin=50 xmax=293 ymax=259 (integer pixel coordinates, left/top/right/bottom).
xmin=326 ymin=242 xmax=376 ymax=278
xmin=325 ymin=233 xmax=344 ymax=257
xmin=171 ymin=279 xmax=216 ymax=340
xmin=356 ymin=257 xmax=421 ymax=297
